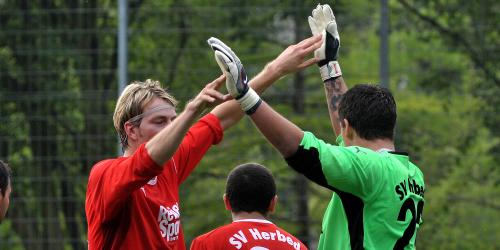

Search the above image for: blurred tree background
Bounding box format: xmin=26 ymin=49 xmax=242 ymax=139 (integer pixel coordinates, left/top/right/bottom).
xmin=0 ymin=0 xmax=498 ymax=249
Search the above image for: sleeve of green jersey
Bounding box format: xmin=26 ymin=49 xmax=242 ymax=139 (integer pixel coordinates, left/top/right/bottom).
xmin=300 ymin=131 xmax=378 ymax=199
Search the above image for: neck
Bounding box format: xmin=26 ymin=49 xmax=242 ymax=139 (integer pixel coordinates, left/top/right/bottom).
xmin=123 ymin=145 xmax=138 ymax=157
xmin=232 ymin=211 xmax=268 ymax=222
xmin=351 ymin=137 xmax=395 ymax=152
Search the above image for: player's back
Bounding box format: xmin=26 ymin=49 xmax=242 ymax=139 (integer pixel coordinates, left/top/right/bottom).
xmin=190 ymin=219 xmax=308 ymax=250
xmin=318 ymin=147 xmax=425 ymax=250
xmin=363 ymin=151 xmax=425 ymax=249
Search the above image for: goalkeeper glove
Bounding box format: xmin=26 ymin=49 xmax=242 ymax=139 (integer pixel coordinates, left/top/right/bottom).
xmin=308 ymin=4 xmax=342 ymax=81
xmin=207 ymin=37 xmax=262 ymax=115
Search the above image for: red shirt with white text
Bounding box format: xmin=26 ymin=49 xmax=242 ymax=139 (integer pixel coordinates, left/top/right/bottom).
xmin=86 ymin=114 xmax=223 ymax=250
xmin=190 ymin=219 xmax=308 ymax=250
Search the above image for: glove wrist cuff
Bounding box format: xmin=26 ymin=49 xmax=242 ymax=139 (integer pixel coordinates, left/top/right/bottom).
xmin=237 ymin=88 xmax=262 ymax=115
xmin=319 ymin=61 xmax=342 ymax=81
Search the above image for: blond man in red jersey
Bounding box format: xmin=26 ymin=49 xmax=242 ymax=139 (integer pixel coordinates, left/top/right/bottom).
xmin=85 ymin=35 xmax=322 ymax=250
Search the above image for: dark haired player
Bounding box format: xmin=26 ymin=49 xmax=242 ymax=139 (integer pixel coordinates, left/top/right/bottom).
xmin=190 ymin=163 xmax=307 ymax=250
xmin=212 ymin=4 xmax=425 ymax=250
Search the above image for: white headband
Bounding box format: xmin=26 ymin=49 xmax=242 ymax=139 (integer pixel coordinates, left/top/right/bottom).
xmin=127 ymin=105 xmax=175 ymax=124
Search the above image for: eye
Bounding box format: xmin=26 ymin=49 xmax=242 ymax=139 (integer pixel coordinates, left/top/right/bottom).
xmin=153 ymin=119 xmax=167 ymax=125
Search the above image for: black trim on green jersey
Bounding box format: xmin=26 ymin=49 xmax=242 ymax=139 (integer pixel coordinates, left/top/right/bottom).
xmin=285 ymin=145 xmax=365 ymax=249
xmin=389 ymin=151 xmax=408 ymax=156
xmin=335 ymin=189 xmax=365 ymax=250
xmin=285 ymin=145 xmax=334 ymax=191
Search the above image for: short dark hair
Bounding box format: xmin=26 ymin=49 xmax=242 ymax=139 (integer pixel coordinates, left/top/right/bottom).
xmin=225 ymin=163 xmax=276 ymax=216
xmin=0 ymin=161 xmax=12 ymax=196
xmin=339 ymin=84 xmax=396 ymax=140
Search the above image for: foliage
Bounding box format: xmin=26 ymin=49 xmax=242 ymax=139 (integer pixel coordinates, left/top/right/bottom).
xmin=0 ymin=0 xmax=498 ymax=249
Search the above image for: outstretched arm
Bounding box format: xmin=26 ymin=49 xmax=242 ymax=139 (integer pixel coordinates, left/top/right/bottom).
xmin=209 ymin=35 xmax=322 ymax=130
xmin=146 ymin=76 xmax=228 ymax=165
xmin=208 ymin=38 xmax=322 ymax=158
xmin=309 ymin=4 xmax=348 ymax=137
xmin=249 ymin=101 xmax=304 ymax=157
xmin=324 ymin=77 xmax=348 ymax=136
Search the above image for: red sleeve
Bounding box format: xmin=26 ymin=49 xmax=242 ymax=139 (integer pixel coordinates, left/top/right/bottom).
xmin=87 ymin=144 xmax=163 ymax=222
xmin=172 ymin=113 xmax=223 ymax=184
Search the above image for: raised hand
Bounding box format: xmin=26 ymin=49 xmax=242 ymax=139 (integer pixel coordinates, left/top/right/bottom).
xmin=308 ymin=4 xmax=342 ymax=81
xmin=207 ymin=37 xmax=262 ymax=114
xmin=187 ymin=75 xmax=229 ymax=113
xmin=268 ymin=35 xmax=322 ymax=77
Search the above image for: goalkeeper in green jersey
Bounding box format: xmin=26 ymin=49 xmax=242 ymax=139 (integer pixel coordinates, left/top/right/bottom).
xmin=208 ymin=3 xmax=425 ymax=250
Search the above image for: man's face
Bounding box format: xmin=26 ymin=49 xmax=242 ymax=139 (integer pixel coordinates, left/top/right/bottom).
xmin=0 ymin=181 xmax=12 ymax=223
xmin=133 ymin=98 xmax=177 ymax=146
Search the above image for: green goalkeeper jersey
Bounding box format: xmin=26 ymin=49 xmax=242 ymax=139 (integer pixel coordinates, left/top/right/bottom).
xmin=285 ymin=132 xmax=425 ymax=250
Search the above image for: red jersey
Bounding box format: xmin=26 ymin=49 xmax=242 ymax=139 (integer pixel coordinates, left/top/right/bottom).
xmin=190 ymin=219 xmax=308 ymax=250
xmin=86 ymin=114 xmax=223 ymax=250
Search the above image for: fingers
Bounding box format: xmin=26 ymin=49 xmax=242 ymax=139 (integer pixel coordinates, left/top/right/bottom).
xmin=296 ymin=34 xmax=322 ymax=48
xmin=207 ymin=37 xmax=231 ymax=54
xmin=196 ymin=78 xmax=228 ymax=109
xmin=223 ymin=94 xmax=233 ymax=101
xmin=204 ymin=75 xmax=227 ymax=102
xmin=301 ymin=36 xmax=323 ymax=55
xmin=322 ymin=4 xmax=335 ymax=21
xmin=214 ymin=50 xmax=232 ymax=70
xmin=312 ymin=5 xmax=322 ymax=21
xmin=212 ymin=74 xmax=226 ymax=91
xmin=208 ymin=37 xmax=240 ymax=64
xmin=206 ymin=91 xmax=230 ymax=107
xmin=204 ymin=88 xmax=225 ymax=101
xmin=207 ymin=75 xmax=225 ymax=89
xmin=297 ymin=57 xmax=320 ymax=70
xmin=308 ymin=16 xmax=320 ymax=35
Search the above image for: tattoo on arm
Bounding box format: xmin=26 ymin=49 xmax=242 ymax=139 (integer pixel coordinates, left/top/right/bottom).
xmin=329 ymin=94 xmax=342 ymax=112
xmin=324 ymin=77 xmax=345 ymax=112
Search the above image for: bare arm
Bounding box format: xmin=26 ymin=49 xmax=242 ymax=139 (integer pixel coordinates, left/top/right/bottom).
xmin=308 ymin=4 xmax=347 ymax=138
xmin=249 ymin=101 xmax=304 ymax=158
xmin=323 ymin=76 xmax=348 ymax=137
xmin=146 ymin=76 xmax=228 ymax=165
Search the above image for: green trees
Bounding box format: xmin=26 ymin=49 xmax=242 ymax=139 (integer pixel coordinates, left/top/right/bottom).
xmin=0 ymin=0 xmax=498 ymax=249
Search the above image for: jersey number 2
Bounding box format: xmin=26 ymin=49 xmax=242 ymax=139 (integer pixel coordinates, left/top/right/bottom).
xmin=393 ymin=199 xmax=424 ymax=250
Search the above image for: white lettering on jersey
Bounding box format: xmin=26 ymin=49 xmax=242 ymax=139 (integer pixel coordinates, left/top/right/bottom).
xmin=158 ymin=203 xmax=181 ymax=241
xmin=230 ymin=228 xmax=301 ymax=249
xmin=229 ymin=230 xmax=248 ymax=249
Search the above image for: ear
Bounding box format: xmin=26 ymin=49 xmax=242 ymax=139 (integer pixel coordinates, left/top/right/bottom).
xmin=340 ymin=118 xmax=347 ymax=129
xmin=124 ymin=121 xmax=139 ymax=142
xmin=343 ymin=119 xmax=354 ymax=140
xmin=267 ymin=195 xmax=278 ymax=214
xmin=223 ymin=194 xmax=232 ymax=211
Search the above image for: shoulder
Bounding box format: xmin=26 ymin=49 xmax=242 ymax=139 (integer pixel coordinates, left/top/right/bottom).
xmin=89 ymin=159 xmax=117 ymax=175
xmin=88 ymin=158 xmax=127 ymax=182
xmin=410 ymin=161 xmax=425 ymax=181
xmin=197 ymin=223 xmax=233 ymax=239
xmin=191 ymin=225 xmax=230 ymax=248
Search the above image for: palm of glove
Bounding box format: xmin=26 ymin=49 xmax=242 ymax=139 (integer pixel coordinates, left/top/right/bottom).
xmin=207 ymin=37 xmax=249 ymax=99
xmin=308 ymin=4 xmax=340 ymax=67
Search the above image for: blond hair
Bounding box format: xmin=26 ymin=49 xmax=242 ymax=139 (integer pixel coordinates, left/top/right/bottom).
xmin=113 ymin=79 xmax=178 ymax=149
